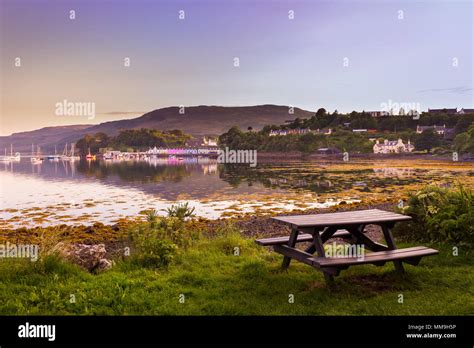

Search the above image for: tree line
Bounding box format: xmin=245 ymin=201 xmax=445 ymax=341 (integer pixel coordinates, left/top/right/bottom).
xmin=75 ymin=128 xmax=191 ymax=155
xmin=219 ymin=109 xmax=474 ymax=154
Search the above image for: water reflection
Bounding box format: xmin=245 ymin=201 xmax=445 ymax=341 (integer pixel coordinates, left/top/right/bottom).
xmin=1 ymin=158 xmax=472 ymax=228
xmin=0 ymin=158 xmax=462 ymax=198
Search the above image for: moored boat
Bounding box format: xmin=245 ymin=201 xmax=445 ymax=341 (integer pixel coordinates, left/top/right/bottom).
xmin=31 ymin=144 xmax=44 ymax=164
xmin=86 ymin=148 xmax=96 ymax=160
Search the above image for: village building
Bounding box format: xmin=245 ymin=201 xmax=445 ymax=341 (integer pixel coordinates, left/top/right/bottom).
xmin=427 ymin=108 xmax=457 ymax=115
xmin=416 ymin=124 xmax=449 ymax=135
xmin=202 ymin=136 xmax=218 ymax=147
xmin=373 ymin=139 xmax=414 ymax=154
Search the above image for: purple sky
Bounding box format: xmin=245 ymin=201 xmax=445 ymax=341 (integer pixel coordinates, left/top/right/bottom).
xmin=1 ymin=0 xmax=473 ymax=135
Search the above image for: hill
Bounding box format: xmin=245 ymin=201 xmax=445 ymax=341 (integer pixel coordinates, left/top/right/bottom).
xmin=0 ymin=105 xmax=313 ymax=153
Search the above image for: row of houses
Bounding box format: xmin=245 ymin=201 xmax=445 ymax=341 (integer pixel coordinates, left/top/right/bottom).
xmin=415 ymin=124 xmax=456 ymax=140
xmin=368 ymin=108 xmax=474 ymax=117
xmin=428 ymin=108 xmax=474 ymax=115
xmin=270 ymin=126 xmax=453 ymax=136
xmin=269 ymin=128 xmax=332 ymax=136
xmin=314 ymin=139 xmax=415 ymax=154
xmin=146 ymin=147 xmax=219 ymax=156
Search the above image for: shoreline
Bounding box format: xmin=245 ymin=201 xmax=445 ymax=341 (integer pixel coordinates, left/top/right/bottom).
xmin=0 ymin=198 xmax=399 ymax=258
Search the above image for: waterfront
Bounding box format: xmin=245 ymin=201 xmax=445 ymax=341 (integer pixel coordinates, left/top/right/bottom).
xmin=1 ymin=157 xmax=473 ymax=229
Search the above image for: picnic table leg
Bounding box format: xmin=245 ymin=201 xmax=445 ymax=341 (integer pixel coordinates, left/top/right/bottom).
xmin=281 ymin=227 xmax=299 ymax=269
xmin=304 ymin=227 xmax=328 ymax=254
xmin=312 ymin=229 xmax=334 ymax=284
xmin=348 ymin=224 xmax=388 ymax=252
xmin=381 ymin=223 xmax=405 ymax=273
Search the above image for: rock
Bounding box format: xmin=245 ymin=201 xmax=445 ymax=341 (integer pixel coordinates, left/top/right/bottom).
xmin=53 ymin=242 xmax=113 ymax=272
xmin=96 ymin=258 xmax=113 ymax=272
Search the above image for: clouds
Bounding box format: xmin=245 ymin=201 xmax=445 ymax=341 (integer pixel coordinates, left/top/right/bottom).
xmin=418 ymin=86 xmax=473 ymax=95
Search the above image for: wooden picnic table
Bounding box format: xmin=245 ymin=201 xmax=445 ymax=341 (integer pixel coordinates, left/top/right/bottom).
xmin=256 ymin=209 xmax=438 ymax=284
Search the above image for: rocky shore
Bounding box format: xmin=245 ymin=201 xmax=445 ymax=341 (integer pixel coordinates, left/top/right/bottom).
xmin=0 ymin=199 xmax=399 ymax=267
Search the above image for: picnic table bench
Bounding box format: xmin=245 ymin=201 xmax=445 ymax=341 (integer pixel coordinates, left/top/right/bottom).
xmin=256 ymin=209 xmax=438 ymax=284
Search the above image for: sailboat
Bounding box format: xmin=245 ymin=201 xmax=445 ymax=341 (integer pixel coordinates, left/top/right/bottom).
xmin=61 ymin=143 xmax=80 ymax=161
xmin=31 ymin=144 xmax=44 ymax=164
xmin=47 ymin=145 xmax=60 ymax=161
xmin=0 ymin=145 xmax=20 ymax=162
xmin=10 ymin=144 xmax=21 ymax=162
xmin=0 ymin=148 xmax=10 ymax=162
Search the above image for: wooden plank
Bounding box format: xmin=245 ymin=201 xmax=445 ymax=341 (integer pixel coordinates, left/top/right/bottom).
xmin=273 ymin=245 xmax=317 ymax=267
xmin=255 ymin=229 xmax=352 ymax=246
xmin=272 ymin=209 xmax=411 ymax=228
xmin=256 ymin=234 xmax=313 ymax=246
xmin=273 ymin=245 xmax=339 ymax=276
xmin=312 ymin=246 xmax=438 ymax=267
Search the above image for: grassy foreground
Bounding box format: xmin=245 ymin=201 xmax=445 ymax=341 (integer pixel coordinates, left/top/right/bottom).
xmin=0 ymin=229 xmax=472 ymax=315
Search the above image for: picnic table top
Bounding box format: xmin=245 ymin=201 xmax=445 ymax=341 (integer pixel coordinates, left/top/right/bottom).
xmin=272 ymin=209 xmax=412 ymax=228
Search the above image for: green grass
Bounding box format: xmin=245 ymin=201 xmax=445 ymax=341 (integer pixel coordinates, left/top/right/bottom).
xmin=0 ymin=231 xmax=472 ymax=315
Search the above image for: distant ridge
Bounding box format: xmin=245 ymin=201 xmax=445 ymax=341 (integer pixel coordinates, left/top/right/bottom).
xmin=0 ymin=105 xmax=314 ymax=153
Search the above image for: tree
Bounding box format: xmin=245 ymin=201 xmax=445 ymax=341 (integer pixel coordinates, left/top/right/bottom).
xmin=414 ymin=130 xmax=441 ymax=151
xmin=454 ymin=114 xmax=474 ymax=135
xmin=315 ymin=108 xmax=327 ymax=118
xmin=75 ymin=132 xmax=110 ymax=155
xmin=297 ymin=133 xmax=319 ymax=153
xmin=454 ymin=122 xmax=474 ymax=154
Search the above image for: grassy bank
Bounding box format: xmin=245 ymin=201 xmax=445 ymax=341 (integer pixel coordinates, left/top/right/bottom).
xmin=1 ymin=185 xmax=472 ymax=316
xmin=0 ymin=229 xmax=471 ymax=315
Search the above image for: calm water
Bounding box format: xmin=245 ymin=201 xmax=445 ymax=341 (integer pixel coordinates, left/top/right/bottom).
xmin=1 ymin=157 xmax=473 ymax=228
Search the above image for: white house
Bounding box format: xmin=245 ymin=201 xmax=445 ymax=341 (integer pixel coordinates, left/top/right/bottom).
xmin=373 ymin=139 xmax=414 ymax=154
xmin=416 ymin=125 xmax=447 ymax=135
xmin=202 ymin=137 xmax=218 ymax=146
xmin=457 ymin=108 xmax=474 ymax=115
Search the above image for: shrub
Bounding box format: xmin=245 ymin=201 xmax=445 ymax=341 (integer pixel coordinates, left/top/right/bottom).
xmin=128 ymin=224 xmax=178 ymax=268
xmin=126 ymin=202 xmax=200 ymax=268
xmin=166 ymin=202 xmax=195 ymax=221
xmin=397 ymin=185 xmax=474 ymax=246
xmin=146 ymin=209 xmax=159 ymax=227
